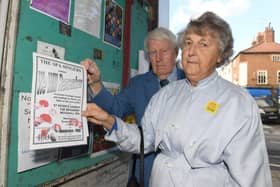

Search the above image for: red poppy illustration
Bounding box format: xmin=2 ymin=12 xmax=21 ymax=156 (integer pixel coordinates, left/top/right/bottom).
xmin=40 ymin=113 xmax=52 ymax=123
xmin=69 ymin=118 xmax=79 ymax=126
xmin=39 ymin=99 xmax=49 ymax=107
xmin=40 ymin=129 xmax=49 ymax=139
xmin=33 ymin=120 xmax=41 ymax=126
xmin=69 ymin=118 xmax=83 ymax=129
xmin=53 ymin=123 xmax=61 ymax=132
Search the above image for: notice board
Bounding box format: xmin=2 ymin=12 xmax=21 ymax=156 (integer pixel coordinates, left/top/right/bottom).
xmin=7 ymin=0 xmax=148 ymax=186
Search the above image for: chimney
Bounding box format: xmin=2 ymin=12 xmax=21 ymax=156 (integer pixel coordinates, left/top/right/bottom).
xmin=264 ymin=23 xmax=275 ymax=42
xmin=252 ymin=32 xmax=264 ymax=45
xmin=256 ymin=32 xmax=264 ymax=43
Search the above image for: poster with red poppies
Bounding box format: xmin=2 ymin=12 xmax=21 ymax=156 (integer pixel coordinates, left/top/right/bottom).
xmin=30 ymin=53 xmax=88 ymax=150
xmin=18 ymin=92 xmax=58 ymax=172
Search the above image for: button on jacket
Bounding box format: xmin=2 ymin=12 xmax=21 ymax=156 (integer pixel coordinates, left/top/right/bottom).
xmin=106 ymin=71 xmax=272 ymax=187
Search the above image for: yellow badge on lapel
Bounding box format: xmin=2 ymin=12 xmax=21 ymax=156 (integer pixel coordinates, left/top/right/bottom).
xmin=205 ymin=101 xmax=220 ymax=114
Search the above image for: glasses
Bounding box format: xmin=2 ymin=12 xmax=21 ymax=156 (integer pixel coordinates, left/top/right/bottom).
xmin=148 ymin=48 xmax=172 ymax=58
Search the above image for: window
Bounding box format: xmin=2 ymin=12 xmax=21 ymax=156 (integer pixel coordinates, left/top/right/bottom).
xmin=257 ymin=70 xmax=267 ymax=84
xmin=277 ymin=71 xmax=280 ymax=84
xmin=272 ymin=55 xmax=280 ymax=62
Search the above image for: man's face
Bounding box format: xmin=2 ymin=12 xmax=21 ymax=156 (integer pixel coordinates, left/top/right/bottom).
xmin=181 ymin=32 xmax=221 ymax=85
xmin=147 ymin=39 xmax=177 ymax=80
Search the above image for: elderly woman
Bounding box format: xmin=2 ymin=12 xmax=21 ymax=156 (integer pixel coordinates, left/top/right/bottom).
xmin=82 ymin=11 xmax=272 ymax=187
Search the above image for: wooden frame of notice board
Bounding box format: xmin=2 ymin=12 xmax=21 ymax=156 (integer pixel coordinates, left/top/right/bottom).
xmin=4 ymin=0 xmax=133 ymax=186
xmin=0 ymin=1 xmax=20 ymax=186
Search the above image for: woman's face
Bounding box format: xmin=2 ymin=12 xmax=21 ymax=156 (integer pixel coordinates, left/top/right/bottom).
xmin=181 ymin=31 xmax=221 ymax=86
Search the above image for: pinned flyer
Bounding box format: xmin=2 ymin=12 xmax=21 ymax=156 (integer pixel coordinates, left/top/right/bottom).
xmin=30 ymin=53 xmax=88 ymax=150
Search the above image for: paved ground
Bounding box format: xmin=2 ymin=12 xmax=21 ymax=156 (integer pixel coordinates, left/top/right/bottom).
xmin=264 ymin=124 xmax=280 ymax=186
xmin=271 ymin=169 xmax=280 ymax=187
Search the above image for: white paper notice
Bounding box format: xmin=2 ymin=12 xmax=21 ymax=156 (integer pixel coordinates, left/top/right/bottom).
xmin=138 ymin=50 xmax=149 ymax=74
xmin=30 ymin=53 xmax=88 ymax=150
xmin=73 ymin=0 xmax=101 ymax=38
xmin=18 ymin=92 xmax=58 ymax=172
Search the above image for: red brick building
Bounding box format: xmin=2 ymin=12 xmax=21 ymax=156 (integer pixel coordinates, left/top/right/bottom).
xmin=231 ymin=24 xmax=280 ymax=97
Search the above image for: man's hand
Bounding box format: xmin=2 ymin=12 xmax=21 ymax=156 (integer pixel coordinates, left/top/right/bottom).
xmin=80 ymin=58 xmax=102 ymax=94
xmin=80 ymin=58 xmax=101 ymax=84
xmin=82 ymin=103 xmax=115 ymax=130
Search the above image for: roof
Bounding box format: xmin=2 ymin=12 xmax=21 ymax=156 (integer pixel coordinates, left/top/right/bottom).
xmin=232 ymin=41 xmax=280 ymax=60
xmin=241 ymin=42 xmax=280 ymax=53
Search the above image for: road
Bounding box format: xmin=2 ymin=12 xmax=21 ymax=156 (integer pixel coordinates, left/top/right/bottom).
xmin=263 ymin=124 xmax=280 ymax=186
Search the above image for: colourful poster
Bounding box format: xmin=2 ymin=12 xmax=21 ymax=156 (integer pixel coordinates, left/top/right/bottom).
xmin=103 ymin=0 xmax=123 ymax=48
xmin=30 ymin=0 xmax=71 ymax=24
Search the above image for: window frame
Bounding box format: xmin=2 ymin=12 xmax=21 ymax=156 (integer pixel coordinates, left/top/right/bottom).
xmin=256 ymin=70 xmax=268 ymax=85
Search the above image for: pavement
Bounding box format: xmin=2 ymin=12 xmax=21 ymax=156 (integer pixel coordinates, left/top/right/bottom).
xmin=263 ymin=124 xmax=280 ymax=186
xmin=271 ymin=169 xmax=280 ymax=187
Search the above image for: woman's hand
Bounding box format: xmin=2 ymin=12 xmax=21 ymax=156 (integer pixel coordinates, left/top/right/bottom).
xmin=82 ymin=103 xmax=115 ymax=130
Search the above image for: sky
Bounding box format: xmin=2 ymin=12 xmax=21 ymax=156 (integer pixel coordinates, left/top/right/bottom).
xmin=169 ymin=0 xmax=280 ymax=56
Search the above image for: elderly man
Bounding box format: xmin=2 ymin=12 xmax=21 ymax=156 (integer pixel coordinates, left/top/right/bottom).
xmin=81 ymin=27 xmax=185 ymax=187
